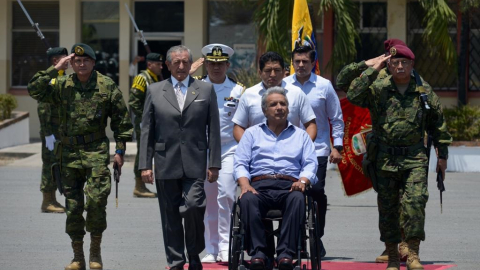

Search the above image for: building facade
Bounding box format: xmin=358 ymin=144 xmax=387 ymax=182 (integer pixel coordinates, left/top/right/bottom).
xmin=0 ymin=0 xmax=478 ymax=139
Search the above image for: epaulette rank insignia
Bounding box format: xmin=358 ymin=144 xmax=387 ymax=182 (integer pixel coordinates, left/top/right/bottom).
xmin=224 ymin=97 xmax=239 ymax=103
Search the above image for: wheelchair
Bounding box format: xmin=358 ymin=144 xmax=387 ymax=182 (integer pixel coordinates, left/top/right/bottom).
xmin=228 ymin=190 xmax=323 ymax=270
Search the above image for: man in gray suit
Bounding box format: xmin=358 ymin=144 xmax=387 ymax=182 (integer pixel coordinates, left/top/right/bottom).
xmin=139 ymin=45 xmax=222 ymax=270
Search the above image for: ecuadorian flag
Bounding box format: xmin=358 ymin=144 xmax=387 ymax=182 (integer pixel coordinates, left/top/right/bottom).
xmin=291 ymin=0 xmax=320 ymax=75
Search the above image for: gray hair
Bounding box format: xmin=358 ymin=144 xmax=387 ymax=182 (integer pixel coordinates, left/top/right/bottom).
xmin=166 ymin=45 xmax=193 ymax=63
xmin=261 ymin=86 xmax=289 ymax=112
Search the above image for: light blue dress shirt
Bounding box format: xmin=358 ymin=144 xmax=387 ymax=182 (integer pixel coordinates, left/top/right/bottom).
xmin=171 ymin=76 xmax=189 ymax=98
xmin=284 ymin=73 xmax=344 ymax=157
xmin=234 ymin=121 xmax=318 ymax=184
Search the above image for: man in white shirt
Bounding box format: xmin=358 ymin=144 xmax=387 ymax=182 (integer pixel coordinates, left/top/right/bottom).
xmin=232 ymin=51 xmax=317 ymax=142
xmin=196 ymin=44 xmax=246 ymax=263
xmin=284 ymin=45 xmax=345 ymax=257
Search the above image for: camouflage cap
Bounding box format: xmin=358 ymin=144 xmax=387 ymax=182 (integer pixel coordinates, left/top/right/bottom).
xmin=389 ymin=45 xmax=415 ymax=61
xmin=47 ymin=47 xmax=68 ymax=58
xmin=384 ymin=39 xmax=406 ymax=54
xmin=71 ymin=43 xmax=96 ymax=60
xmin=146 ymin=53 xmax=164 ymax=62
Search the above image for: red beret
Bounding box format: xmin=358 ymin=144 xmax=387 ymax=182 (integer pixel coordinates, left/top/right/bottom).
xmin=384 ymin=39 xmax=406 ymax=53
xmin=389 ymin=45 xmax=415 ymax=61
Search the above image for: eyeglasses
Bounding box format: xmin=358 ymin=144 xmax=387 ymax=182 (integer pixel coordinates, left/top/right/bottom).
xmin=389 ymin=59 xmax=412 ymax=67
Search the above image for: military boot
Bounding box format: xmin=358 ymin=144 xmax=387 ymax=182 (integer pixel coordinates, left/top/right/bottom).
xmin=385 ymin=242 xmax=400 ymax=270
xmin=375 ymin=243 xmax=388 ymax=263
xmin=133 ymin=177 xmax=157 ymax=198
xmin=406 ymin=238 xmax=424 ymax=270
xmin=399 ymin=241 xmax=409 ymax=262
xmin=89 ymin=235 xmax=103 ymax=269
xmin=41 ymin=191 xmax=65 ymax=213
xmin=65 ymin=241 xmax=86 ymax=270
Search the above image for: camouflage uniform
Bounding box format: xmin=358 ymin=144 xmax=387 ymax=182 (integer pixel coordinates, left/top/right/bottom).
xmin=129 ymin=69 xmax=159 ymax=179
xmin=28 ymin=65 xmax=133 ymax=241
xmin=346 ymin=66 xmax=452 ymax=244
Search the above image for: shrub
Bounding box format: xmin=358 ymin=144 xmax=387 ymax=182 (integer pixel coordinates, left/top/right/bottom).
xmin=443 ymin=104 xmax=480 ymax=141
xmin=0 ymin=94 xmax=18 ymax=120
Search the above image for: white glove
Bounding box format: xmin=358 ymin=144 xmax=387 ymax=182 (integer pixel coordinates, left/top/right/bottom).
xmin=45 ymin=134 xmax=56 ymax=151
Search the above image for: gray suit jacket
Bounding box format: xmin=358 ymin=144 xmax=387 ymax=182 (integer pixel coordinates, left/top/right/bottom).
xmin=138 ymin=76 xmax=221 ymax=179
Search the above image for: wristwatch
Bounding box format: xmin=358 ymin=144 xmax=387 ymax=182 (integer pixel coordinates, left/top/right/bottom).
xmin=333 ymin=145 xmax=344 ymax=152
xmin=115 ymin=149 xmax=125 ymax=156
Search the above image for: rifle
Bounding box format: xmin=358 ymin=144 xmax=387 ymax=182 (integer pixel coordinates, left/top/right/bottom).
xmin=437 ymin=171 xmax=445 ymax=213
xmin=125 ymin=3 xmax=151 ymax=54
xmin=113 ymin=163 xmax=120 ymax=208
xmin=16 ymin=0 xmax=51 ymax=50
xmin=51 ymin=163 xmax=64 ymax=195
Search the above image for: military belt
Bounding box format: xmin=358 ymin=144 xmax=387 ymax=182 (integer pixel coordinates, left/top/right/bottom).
xmin=378 ymin=141 xmax=425 ymax=156
xmin=61 ymin=130 xmax=106 ymax=145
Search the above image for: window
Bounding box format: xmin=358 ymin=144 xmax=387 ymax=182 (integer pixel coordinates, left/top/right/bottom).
xmin=354 ymin=1 xmax=387 ymax=62
xmin=82 ymin=1 xmax=120 ymax=84
xmin=135 ymin=1 xmax=184 ymax=32
xmin=407 ymin=0 xmax=457 ymax=91
xmin=11 ymin=1 xmax=59 ymax=87
xmin=469 ymin=7 xmax=480 ymax=91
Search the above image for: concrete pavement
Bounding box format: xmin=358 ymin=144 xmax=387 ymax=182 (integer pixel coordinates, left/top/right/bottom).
xmin=0 ymin=142 xmax=479 ymax=269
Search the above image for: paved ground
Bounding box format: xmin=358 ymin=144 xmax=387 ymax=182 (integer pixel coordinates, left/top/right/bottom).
xmin=0 ymin=143 xmax=478 ymax=270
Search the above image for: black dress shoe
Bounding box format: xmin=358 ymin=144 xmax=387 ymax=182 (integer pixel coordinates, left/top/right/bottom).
xmin=278 ymin=257 xmax=293 ymax=270
xmin=250 ymin=258 xmax=265 ymax=270
xmin=170 ymin=265 xmax=184 ymax=270
xmin=188 ymin=254 xmax=203 ymax=270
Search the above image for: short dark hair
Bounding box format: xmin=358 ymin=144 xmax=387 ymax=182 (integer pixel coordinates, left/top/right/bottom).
xmin=259 ymin=51 xmax=285 ymax=71
xmin=292 ymin=46 xmax=316 ymax=63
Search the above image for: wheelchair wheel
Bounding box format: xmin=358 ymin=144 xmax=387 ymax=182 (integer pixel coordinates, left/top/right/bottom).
xmin=307 ymin=198 xmax=322 ymax=270
xmin=228 ymin=201 xmax=242 ymax=270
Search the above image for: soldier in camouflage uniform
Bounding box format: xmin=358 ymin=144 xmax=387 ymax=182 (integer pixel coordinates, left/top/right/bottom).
xmin=128 ymin=52 xmax=164 ymax=198
xmin=28 ymin=43 xmax=133 ymax=270
xmin=337 ymin=39 xmax=413 ymax=263
xmin=35 ymin=47 xmax=68 ymax=213
xmin=346 ymin=45 xmax=451 ymax=270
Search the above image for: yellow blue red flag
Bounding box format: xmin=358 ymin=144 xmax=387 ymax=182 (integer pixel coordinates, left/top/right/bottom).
xmin=291 ymin=0 xmax=320 ymax=75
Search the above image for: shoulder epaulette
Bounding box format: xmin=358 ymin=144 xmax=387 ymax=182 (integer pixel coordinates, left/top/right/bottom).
xmin=131 ymin=75 xmax=147 ymax=92
xmin=193 ymin=75 xmax=207 ymax=81
xmin=228 ymin=77 xmax=246 ymax=95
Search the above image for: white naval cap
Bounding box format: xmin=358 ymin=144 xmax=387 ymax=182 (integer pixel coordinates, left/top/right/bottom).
xmin=201 ymin=43 xmax=234 ymax=62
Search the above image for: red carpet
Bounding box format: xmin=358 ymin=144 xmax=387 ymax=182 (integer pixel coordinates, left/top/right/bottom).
xmin=178 ymin=261 xmax=456 ymax=270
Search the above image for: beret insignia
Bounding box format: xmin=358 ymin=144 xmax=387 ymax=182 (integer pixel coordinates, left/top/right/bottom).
xmin=75 ymin=46 xmax=85 ymax=56
xmin=389 ymin=47 xmax=397 ymax=57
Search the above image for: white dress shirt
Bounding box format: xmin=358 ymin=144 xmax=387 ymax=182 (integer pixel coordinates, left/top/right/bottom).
xmin=232 ymin=81 xmax=316 ymax=128
xmin=284 ymin=73 xmax=344 ymax=157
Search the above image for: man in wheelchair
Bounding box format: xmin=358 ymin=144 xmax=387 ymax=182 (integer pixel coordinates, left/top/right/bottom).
xmin=233 ymin=87 xmax=318 ymax=270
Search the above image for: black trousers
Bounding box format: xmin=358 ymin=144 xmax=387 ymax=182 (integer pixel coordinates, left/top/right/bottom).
xmin=155 ymin=177 xmax=206 ymax=268
xmin=239 ymin=179 xmax=305 ymax=261
xmin=309 ymin=156 xmax=328 ymax=239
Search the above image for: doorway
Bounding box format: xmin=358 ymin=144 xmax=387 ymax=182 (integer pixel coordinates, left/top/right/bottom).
xmin=136 ymin=39 xmax=182 ymax=80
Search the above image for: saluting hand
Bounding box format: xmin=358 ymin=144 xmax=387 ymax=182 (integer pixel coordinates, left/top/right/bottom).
xmin=55 ymin=53 xmax=75 ymax=71
xmin=189 ymin=57 xmax=204 ymax=75
xmin=365 ymin=54 xmax=391 ymax=71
